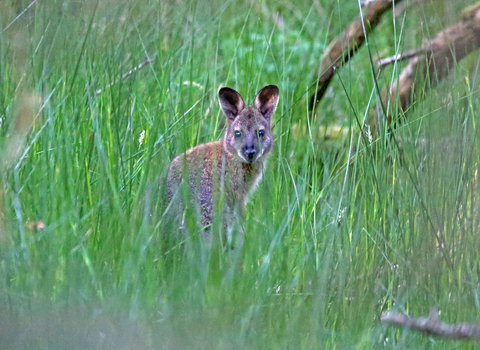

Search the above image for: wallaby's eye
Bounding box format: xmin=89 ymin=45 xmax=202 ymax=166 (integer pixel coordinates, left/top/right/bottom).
xmin=258 ymin=130 xmax=265 ymax=137
xmin=234 ymin=130 xmax=242 ymax=139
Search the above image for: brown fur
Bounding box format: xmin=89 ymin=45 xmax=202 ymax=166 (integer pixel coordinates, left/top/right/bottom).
xmin=167 ymin=85 xmax=279 ymax=232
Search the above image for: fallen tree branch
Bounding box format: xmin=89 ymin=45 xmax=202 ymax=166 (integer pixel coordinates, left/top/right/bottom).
xmin=95 ymin=56 xmax=155 ymax=95
xmin=371 ymin=2 xmax=480 ymax=135
xmin=309 ymin=0 xmax=405 ymax=111
xmin=381 ymin=311 xmax=480 ymax=340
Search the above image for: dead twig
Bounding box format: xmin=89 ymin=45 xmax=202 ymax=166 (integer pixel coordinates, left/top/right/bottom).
xmin=381 ymin=310 xmax=480 ymax=340
xmin=376 ymin=48 xmax=426 ymax=68
xmin=95 ymin=56 xmax=155 ymax=95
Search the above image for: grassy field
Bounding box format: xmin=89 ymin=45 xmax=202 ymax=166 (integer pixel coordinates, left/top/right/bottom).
xmin=1 ymin=0 xmax=480 ymax=348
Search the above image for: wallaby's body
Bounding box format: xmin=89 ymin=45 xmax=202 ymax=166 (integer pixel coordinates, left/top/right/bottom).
xmin=167 ymin=85 xmax=279 ymax=231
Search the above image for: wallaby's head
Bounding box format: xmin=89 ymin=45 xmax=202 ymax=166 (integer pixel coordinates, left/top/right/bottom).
xmin=219 ymin=85 xmax=279 ymax=164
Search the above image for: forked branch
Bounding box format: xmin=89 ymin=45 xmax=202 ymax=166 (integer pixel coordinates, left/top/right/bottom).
xmin=372 ymin=1 xmax=480 ymax=134
xmin=308 ymin=0 xmax=480 ymax=140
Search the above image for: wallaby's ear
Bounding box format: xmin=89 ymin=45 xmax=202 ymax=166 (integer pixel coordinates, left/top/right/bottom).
xmin=254 ymin=85 xmax=279 ymax=119
xmin=218 ymin=87 xmax=245 ymax=121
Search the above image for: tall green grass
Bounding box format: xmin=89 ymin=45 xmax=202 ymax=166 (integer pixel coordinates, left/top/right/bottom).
xmin=1 ymin=0 xmax=480 ymax=348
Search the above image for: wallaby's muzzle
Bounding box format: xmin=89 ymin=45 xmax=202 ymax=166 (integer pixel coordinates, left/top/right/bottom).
xmin=242 ymin=137 xmax=257 ymax=163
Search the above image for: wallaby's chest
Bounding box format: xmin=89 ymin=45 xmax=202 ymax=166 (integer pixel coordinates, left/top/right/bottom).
xmin=203 ymin=142 xmax=261 ymax=194
xmin=225 ymin=161 xmax=261 ymax=193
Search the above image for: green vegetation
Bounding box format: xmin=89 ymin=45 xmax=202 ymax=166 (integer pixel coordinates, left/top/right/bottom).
xmin=1 ymin=0 xmax=480 ymax=348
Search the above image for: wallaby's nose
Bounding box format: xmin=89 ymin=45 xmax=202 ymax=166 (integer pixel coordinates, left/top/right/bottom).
xmin=245 ymin=150 xmax=256 ymax=162
xmin=243 ymin=144 xmax=256 ymax=162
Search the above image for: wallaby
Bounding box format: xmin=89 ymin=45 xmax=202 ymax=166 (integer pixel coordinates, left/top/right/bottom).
xmin=167 ymin=85 xmax=279 ymax=237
